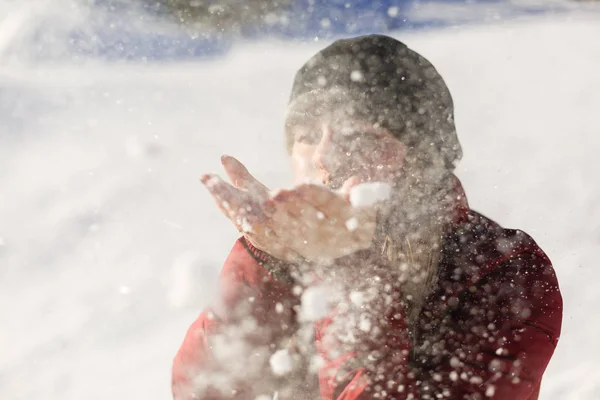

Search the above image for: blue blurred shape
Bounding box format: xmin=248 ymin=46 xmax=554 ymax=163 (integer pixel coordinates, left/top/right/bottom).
xmin=7 ymin=0 xmax=563 ymax=62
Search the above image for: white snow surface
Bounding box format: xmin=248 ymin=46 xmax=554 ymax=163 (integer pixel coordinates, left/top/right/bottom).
xmin=1 ymin=10 xmax=600 ymax=400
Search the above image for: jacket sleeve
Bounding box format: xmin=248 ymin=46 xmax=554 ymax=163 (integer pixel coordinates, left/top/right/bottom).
xmin=316 ymin=249 xmax=562 ymax=400
xmin=171 ymin=238 xmax=295 ymax=400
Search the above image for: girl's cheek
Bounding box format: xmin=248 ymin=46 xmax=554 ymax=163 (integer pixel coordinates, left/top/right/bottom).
xmin=292 ymin=155 xmax=316 ymax=184
xmin=381 ymin=144 xmax=404 ymax=168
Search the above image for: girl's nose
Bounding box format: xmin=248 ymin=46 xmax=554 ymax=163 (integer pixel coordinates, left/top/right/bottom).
xmin=312 ymin=123 xmax=338 ymax=177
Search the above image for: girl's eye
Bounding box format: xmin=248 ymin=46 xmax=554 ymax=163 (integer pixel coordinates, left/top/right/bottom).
xmin=343 ymin=131 xmax=363 ymax=141
xmin=344 ymin=131 xmax=378 ymax=143
xmin=295 ymin=130 xmax=320 ymax=144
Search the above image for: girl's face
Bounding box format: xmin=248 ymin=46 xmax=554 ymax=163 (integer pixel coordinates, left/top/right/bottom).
xmin=289 ymin=118 xmax=407 ymax=189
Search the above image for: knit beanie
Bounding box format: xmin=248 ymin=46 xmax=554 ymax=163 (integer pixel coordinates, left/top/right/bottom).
xmin=286 ymin=34 xmax=462 ymax=170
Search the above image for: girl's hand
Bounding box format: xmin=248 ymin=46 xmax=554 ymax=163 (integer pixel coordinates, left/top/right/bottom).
xmin=201 ymin=155 xmax=376 ymax=263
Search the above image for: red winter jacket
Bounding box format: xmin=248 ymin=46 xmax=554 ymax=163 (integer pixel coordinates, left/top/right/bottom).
xmin=172 ymin=193 xmax=562 ymax=400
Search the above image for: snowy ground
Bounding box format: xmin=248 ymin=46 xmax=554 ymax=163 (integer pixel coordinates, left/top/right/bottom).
xmin=1 ymin=8 xmax=600 ymax=400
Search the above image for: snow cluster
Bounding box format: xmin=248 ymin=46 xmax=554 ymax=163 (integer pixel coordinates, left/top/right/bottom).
xmin=349 ymin=182 xmax=392 ymax=207
xmin=300 ymin=285 xmax=330 ymax=321
xmin=269 ymin=349 xmax=293 ymax=376
xmin=345 ymin=217 xmax=358 ymax=231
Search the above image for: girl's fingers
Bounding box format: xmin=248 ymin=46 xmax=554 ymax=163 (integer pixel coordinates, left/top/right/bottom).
xmin=220 ymin=155 xmax=246 ymax=188
xmin=271 ymin=190 xmax=357 ymax=248
xmin=221 ymin=155 xmax=270 ymax=199
xmin=294 ymin=184 xmax=352 ymax=219
xmin=200 ymin=174 xmax=263 ymax=224
xmin=200 ymin=174 xmax=239 ymax=206
xmin=201 ymin=172 xmax=375 ymax=262
xmin=280 ymin=185 xmax=376 ymax=247
xmin=272 ymin=191 xmax=325 ymax=231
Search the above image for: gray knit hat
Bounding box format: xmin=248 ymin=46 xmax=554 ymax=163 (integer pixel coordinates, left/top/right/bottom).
xmin=286 ymin=34 xmax=462 ymax=170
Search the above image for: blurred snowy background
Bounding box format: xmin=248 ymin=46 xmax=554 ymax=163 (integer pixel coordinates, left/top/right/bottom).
xmin=1 ymin=0 xmax=600 ymax=399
